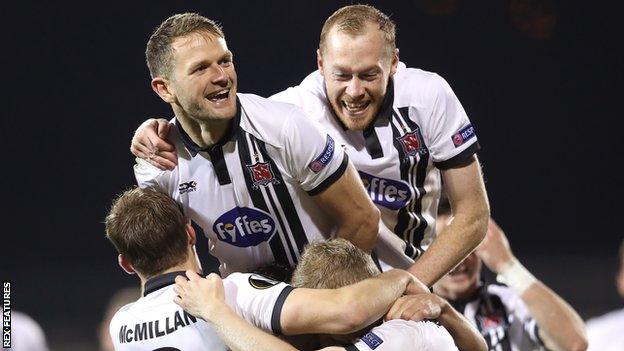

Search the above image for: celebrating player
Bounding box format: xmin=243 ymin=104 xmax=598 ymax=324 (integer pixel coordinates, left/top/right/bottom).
xmin=104 ymin=188 xmax=425 ymax=350
xmin=132 ymin=5 xmax=490 ymax=286
xmin=175 ymin=239 xmax=487 ymax=351
xmin=134 ymin=12 xmax=386 ymax=276
xmin=433 ymin=200 xmax=587 ymax=351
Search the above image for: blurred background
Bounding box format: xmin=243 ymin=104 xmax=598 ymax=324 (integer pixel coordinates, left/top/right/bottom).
xmin=2 ymin=0 xmax=621 ymax=349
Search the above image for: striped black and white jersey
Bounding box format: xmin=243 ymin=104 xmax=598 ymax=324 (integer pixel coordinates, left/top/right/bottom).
xmin=135 ymin=93 xmax=348 ymax=276
xmin=109 ymin=272 xmax=294 ymax=350
xmin=451 ymin=283 xmax=545 ymax=351
xmin=272 ymin=62 xmax=480 ymax=262
xmin=346 ymin=320 xmax=458 ymax=351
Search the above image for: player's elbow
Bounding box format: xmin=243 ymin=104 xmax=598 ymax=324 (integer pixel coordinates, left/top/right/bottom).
xmin=565 ymin=334 xmax=588 ymax=351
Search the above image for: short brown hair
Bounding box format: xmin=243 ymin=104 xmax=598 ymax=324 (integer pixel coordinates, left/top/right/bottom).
xmin=319 ymin=5 xmax=396 ymax=57
xmin=291 ymin=238 xmax=380 ymax=289
xmin=146 ymin=12 xmax=225 ymax=79
xmin=105 ymin=188 xmax=188 ymax=278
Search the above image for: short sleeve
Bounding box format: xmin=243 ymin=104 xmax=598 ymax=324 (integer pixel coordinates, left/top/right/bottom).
xmin=420 ymin=74 xmax=480 ymax=170
xmin=280 ymin=108 xmax=348 ymax=196
xmin=222 ymin=272 xmax=295 ymax=334
xmin=351 ymin=320 xmax=458 ymax=351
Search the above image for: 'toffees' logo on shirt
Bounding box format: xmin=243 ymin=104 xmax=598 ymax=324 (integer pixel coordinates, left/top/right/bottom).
xmin=359 ymin=171 xmax=413 ymax=210
xmin=452 ymin=124 xmax=476 ymax=147
xmin=213 ymin=207 xmax=276 ymax=247
xmin=308 ymin=135 xmax=335 ymax=173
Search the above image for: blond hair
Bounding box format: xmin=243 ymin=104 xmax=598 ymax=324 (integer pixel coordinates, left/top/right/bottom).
xmin=319 ymin=4 xmax=396 ymax=57
xmin=291 ymin=239 xmax=380 ymax=289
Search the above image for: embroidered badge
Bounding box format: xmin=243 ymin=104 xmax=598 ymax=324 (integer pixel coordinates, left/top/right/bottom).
xmin=308 ymin=135 xmax=335 ymax=173
xmin=452 ymin=123 xmax=476 ymax=147
xmin=397 ymin=128 xmax=427 ymax=157
xmin=246 ymin=161 xmax=280 ymax=189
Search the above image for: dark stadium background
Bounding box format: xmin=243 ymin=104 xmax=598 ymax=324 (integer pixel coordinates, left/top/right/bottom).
xmin=3 ymin=0 xmax=621 ymax=349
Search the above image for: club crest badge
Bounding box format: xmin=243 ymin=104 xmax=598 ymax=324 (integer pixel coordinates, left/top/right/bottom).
xmin=246 ymin=161 xmax=280 ymax=189
xmin=397 ymin=129 xmax=427 ymax=158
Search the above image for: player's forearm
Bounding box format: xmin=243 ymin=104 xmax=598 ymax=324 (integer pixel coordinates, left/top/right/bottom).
xmin=408 ymin=210 xmax=488 ymax=286
xmin=208 ymin=304 xmax=299 ymax=351
xmin=328 ymin=269 xmax=412 ymax=333
xmin=334 ymin=203 xmax=379 ymax=253
xmin=283 ymin=269 xmax=412 ymax=335
xmin=437 ymin=301 xmax=487 ymax=351
xmin=521 ymin=282 xmax=588 ymax=351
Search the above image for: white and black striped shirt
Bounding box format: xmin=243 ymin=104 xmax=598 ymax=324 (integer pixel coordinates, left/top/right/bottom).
xmin=135 ymin=93 xmax=348 ymax=276
xmin=109 ymin=272 xmax=293 ymax=350
xmin=451 ymin=283 xmax=545 ymax=351
xmin=272 ymin=62 xmax=480 ymax=262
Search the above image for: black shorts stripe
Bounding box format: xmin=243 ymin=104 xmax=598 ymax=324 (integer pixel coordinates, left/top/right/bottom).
xmin=236 ymin=131 xmax=289 ymax=266
xmin=255 ymin=139 xmax=309 ymax=258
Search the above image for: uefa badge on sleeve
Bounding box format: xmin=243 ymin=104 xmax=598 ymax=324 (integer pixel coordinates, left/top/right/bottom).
xmin=451 ymin=123 xmax=476 ymax=147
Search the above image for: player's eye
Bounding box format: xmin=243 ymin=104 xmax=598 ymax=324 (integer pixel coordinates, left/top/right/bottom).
xmin=220 ymin=57 xmax=233 ymax=67
xmin=193 ymin=64 xmax=208 ymax=73
xmin=333 ymin=73 xmax=351 ymax=81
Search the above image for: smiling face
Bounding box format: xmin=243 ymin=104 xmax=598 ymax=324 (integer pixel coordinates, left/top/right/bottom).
xmin=166 ymin=31 xmax=237 ymax=123
xmin=433 ymin=214 xmax=482 ymax=300
xmin=318 ymin=21 xmax=398 ymax=131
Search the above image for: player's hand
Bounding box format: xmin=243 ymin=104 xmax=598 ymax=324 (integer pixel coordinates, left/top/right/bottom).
xmin=385 ymin=293 xmax=445 ymax=322
xmin=404 ymin=273 xmax=430 ymax=295
xmin=173 ymin=271 xmax=225 ymax=322
xmin=130 ymin=118 xmax=178 ymax=170
xmin=476 ymin=218 xmax=514 ymax=274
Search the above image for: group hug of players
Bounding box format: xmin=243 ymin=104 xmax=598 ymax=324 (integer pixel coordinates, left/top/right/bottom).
xmin=104 ymin=5 xmax=589 ymax=351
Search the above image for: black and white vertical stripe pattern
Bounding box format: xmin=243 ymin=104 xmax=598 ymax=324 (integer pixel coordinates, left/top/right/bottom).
xmin=236 ymin=130 xmax=308 ymax=267
xmin=390 ymin=107 xmax=429 ymax=257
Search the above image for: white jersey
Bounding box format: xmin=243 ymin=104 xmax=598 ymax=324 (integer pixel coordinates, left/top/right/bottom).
xmin=135 ymin=93 xmax=348 ymax=275
xmin=272 ymin=62 xmax=479 ymax=260
xmin=452 ymin=283 xmax=544 ymax=351
xmin=346 ymin=320 xmax=458 ymax=351
xmin=6 ymin=311 xmax=49 ymax=351
xmin=586 ymin=308 xmax=624 ymax=351
xmin=109 ymin=272 xmax=293 ymax=350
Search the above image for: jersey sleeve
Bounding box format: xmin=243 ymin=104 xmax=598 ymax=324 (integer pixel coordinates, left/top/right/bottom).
xmin=280 ymin=107 xmax=348 ymax=196
xmin=349 ymin=320 xmax=458 ymax=351
xmin=420 ymin=74 xmax=480 ymax=170
xmin=488 ymin=284 xmax=545 ymax=347
xmin=222 ymin=272 xmax=295 ymax=335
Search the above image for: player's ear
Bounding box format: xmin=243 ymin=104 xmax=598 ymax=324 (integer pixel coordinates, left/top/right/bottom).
xmin=186 ymin=223 xmax=197 ymax=246
xmin=317 ymin=49 xmax=325 ymax=75
xmin=390 ymin=48 xmax=399 ymax=76
xmin=118 ymin=254 xmax=136 ymax=275
xmin=151 ymin=77 xmax=176 ymax=104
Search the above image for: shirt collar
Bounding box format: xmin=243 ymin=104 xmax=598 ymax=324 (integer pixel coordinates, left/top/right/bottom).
xmin=176 ymin=97 xmax=242 ymax=157
xmin=143 ymin=271 xmax=188 ymax=297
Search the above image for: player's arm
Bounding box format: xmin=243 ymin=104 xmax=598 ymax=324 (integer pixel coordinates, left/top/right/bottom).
xmin=130 ymin=118 xmax=178 ymax=170
xmin=310 ymin=161 xmax=380 ymax=253
xmin=279 ymin=268 xmax=427 ymax=335
xmin=480 ymin=220 xmax=588 ymax=351
xmin=408 ymin=155 xmax=489 ymax=286
xmin=174 ymin=272 xmax=299 ymax=351
xmin=386 ymin=293 xmax=487 ymax=351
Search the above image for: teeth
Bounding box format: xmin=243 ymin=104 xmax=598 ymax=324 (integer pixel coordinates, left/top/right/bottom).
xmin=343 ymin=101 xmax=368 ymax=111
xmin=207 ymin=89 xmax=229 ymax=99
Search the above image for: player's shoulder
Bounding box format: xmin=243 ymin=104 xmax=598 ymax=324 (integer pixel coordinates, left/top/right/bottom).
xmin=238 ymin=92 xmax=324 ymax=147
xmin=393 ymin=62 xmax=452 ymax=106
xmin=357 ymin=320 xmax=456 ymax=350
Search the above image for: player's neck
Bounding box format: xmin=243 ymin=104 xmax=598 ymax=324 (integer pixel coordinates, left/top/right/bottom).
xmin=137 ymin=259 xmax=203 ymax=289
xmin=176 ymin=112 xmax=232 ymax=148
